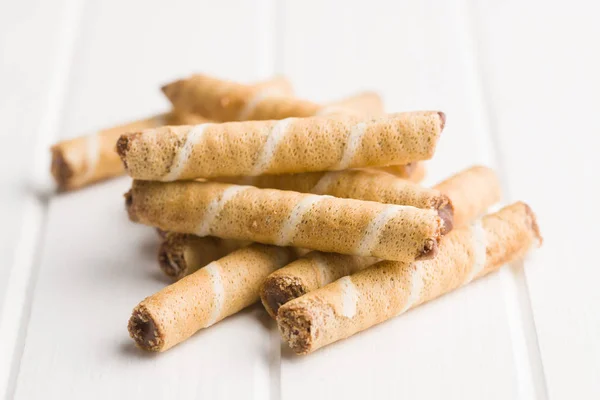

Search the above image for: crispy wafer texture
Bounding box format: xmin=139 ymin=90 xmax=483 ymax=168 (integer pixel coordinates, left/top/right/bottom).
xmin=215 ymin=168 xmax=452 ymax=232
xmin=277 ymin=202 xmax=542 ymax=354
xmin=434 ymin=165 xmax=502 ymax=227
xmin=259 ymin=165 xmax=498 ymax=317
xmin=117 ymin=111 xmax=445 ymax=180
xmin=158 ymin=233 xmax=247 ymax=280
xmin=127 ymin=180 xmax=443 ymax=262
xmin=50 ymin=114 xmax=169 ymax=191
xmin=128 ymin=244 xmax=298 ymax=352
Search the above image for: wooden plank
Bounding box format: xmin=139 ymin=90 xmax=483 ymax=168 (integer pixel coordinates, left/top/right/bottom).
xmin=12 ymin=1 xmax=278 ymax=398
xmin=278 ymin=1 xmax=540 ymax=398
xmin=471 ymin=1 xmax=600 ymax=398
xmin=0 ymin=0 xmax=84 ymax=397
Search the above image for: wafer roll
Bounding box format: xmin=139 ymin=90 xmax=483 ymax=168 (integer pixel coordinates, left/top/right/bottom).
xmin=277 ymin=202 xmax=542 ymax=354
xmin=434 ymin=165 xmax=501 ymax=227
xmin=50 ymin=114 xmax=169 ymax=190
xmin=158 ymin=233 xmax=247 ymax=280
xmin=127 ymin=180 xmax=444 ymax=262
xmin=128 ymin=244 xmax=297 ymax=352
xmin=259 ymin=165 xmax=499 ymax=317
xmin=216 ymin=168 xmax=452 ymax=232
xmin=117 ymin=111 xmax=445 ymax=180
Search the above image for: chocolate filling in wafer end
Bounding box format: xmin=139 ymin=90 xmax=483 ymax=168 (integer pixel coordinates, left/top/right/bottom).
xmin=115 ymin=135 xmax=131 ymax=168
xmin=435 ymin=196 xmax=454 ymax=235
xmin=261 ymin=275 xmax=307 ymax=318
xmin=157 ymin=236 xmax=188 ymax=279
xmin=128 ymin=305 xmax=163 ymax=352
xmin=277 ymin=306 xmax=315 ymax=355
xmin=416 ymin=238 xmax=439 ymax=261
xmin=50 ymin=146 xmax=72 ymax=191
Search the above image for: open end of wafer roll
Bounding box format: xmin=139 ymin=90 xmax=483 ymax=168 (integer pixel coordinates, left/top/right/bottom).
xmin=277 ymin=305 xmax=315 ymax=355
xmin=438 ymin=111 xmax=446 ymax=130
xmin=417 ymin=238 xmax=439 ymax=260
xmin=433 ymin=194 xmax=454 ymax=235
xmin=522 ymin=202 xmax=543 ymax=245
xmin=116 ymin=135 xmax=131 ymax=169
xmin=157 ymin=234 xmax=190 ymax=279
xmin=50 ymin=146 xmax=73 ymax=191
xmin=128 ymin=305 xmax=163 ymax=352
xmin=261 ymin=276 xmax=307 ymax=318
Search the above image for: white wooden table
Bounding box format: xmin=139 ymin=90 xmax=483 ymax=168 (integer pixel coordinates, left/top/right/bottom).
xmin=1 ymin=1 xmax=598 ymax=399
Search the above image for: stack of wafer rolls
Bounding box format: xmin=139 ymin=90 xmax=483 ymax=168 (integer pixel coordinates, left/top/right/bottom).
xmin=259 ymin=165 xmax=500 ymax=317
xmin=129 ymin=244 xmax=300 ymax=351
xmin=154 ymin=166 xmax=456 ymax=282
xmin=277 ymin=202 xmax=542 ymax=354
xmin=50 ymin=77 xmax=293 ymax=191
xmin=162 ymin=74 xmax=378 ymax=121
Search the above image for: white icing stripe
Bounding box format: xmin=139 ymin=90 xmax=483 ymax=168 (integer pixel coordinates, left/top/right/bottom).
xmin=310 ymin=252 xmax=330 ymax=286
xmin=335 ymin=122 xmax=367 ymax=170
xmin=79 ymin=134 xmax=99 ymax=182
xmin=237 ymin=87 xmax=281 ymax=121
xmin=195 ymin=185 xmax=250 ymax=236
xmin=464 ymin=219 xmax=487 ymax=284
xmin=277 ymin=194 xmax=325 ymax=246
xmin=250 ymin=118 xmax=293 ymax=175
xmin=356 ymin=205 xmax=403 ymax=256
xmin=310 ymin=171 xmax=338 ymax=194
xmin=204 ymin=262 xmax=224 ymax=327
xmin=399 ymin=263 xmax=424 ymax=314
xmin=338 ymin=276 xmax=359 ymax=318
xmin=162 ymin=124 xmax=211 ymax=181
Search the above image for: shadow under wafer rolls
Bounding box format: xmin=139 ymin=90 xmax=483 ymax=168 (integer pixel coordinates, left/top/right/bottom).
xmin=259 ymin=165 xmax=500 ymax=317
xmin=277 ymin=202 xmax=542 ymax=355
xmin=117 ymin=111 xmax=445 ymax=181
xmin=158 ymin=233 xmax=248 ymax=280
xmin=128 ymin=244 xmax=299 ymax=352
xmin=126 ymin=180 xmax=445 ymax=262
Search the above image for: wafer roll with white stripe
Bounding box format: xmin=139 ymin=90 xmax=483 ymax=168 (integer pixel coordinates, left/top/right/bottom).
xmin=259 ymin=165 xmax=500 ymax=317
xmin=127 ymin=180 xmax=444 ymax=262
xmin=163 ymin=74 xmax=299 ymax=121
xmin=433 ymin=165 xmax=501 ymax=227
xmin=158 ymin=233 xmax=247 ymax=280
xmin=216 ymin=168 xmax=453 ymax=233
xmin=50 ymin=114 xmax=169 ymax=191
xmin=277 ymin=202 xmax=542 ymax=354
xmin=128 ymin=244 xmax=297 ymax=352
xmin=117 ymin=111 xmax=445 ymax=180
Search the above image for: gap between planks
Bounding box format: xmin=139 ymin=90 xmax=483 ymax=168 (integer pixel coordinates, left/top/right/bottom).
xmin=0 ymin=0 xmax=87 ymax=398
xmin=463 ymin=0 xmax=549 ymax=398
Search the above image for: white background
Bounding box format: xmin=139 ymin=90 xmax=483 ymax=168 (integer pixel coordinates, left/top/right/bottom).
xmin=0 ymin=0 xmax=598 ymax=399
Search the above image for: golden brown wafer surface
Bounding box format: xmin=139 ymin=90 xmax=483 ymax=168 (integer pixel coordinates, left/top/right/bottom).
xmin=127 ymin=180 xmax=444 ymax=262
xmin=117 ymin=111 xmax=445 ymax=180
xmin=277 ymin=202 xmax=542 ymax=354
xmin=128 ymin=244 xmax=297 ymax=352
xmin=258 ymin=165 xmax=499 ymax=317
xmin=158 ymin=233 xmax=247 ymax=280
